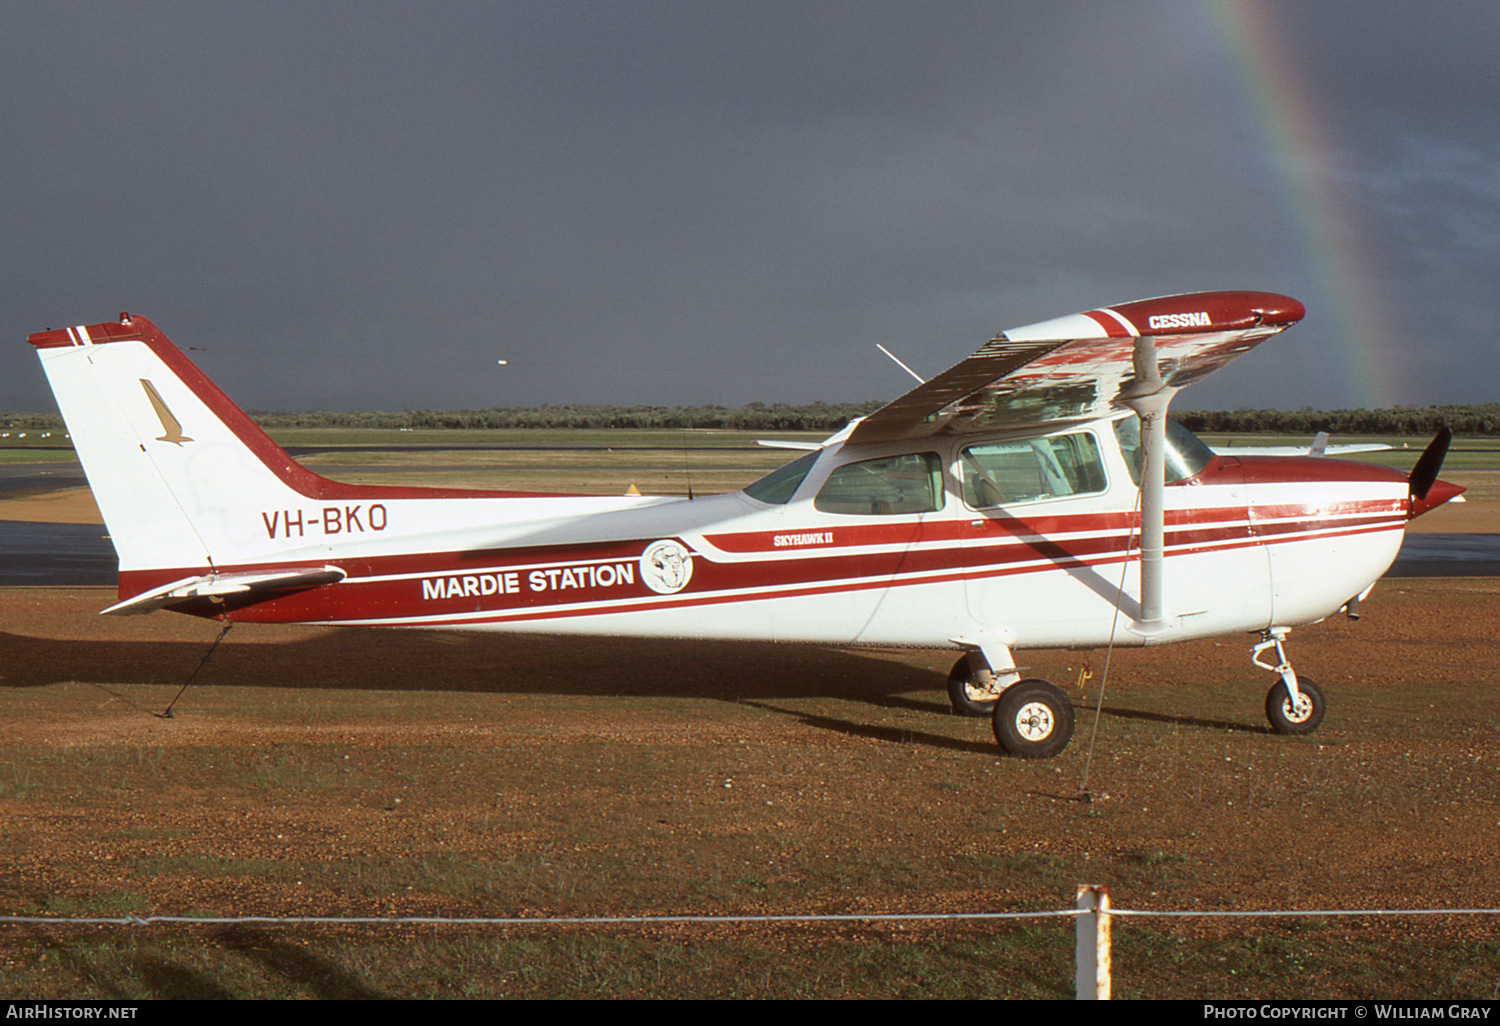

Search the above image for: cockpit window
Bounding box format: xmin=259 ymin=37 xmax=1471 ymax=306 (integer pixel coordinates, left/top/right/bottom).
xmin=814 ymin=452 xmax=944 ymax=516
xmin=743 ymin=449 xmax=820 ymax=505
xmin=960 ymin=431 xmax=1107 ymax=508
xmin=1112 ymin=416 xmax=1215 ymax=486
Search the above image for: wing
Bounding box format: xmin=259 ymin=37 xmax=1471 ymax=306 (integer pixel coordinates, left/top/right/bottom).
xmin=1211 ymin=440 xmax=1393 ymax=457
xmin=850 ymin=290 xmax=1305 ymax=444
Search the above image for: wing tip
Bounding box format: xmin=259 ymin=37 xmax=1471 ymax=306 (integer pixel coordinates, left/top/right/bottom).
xmin=1102 ymin=290 xmax=1304 ymax=336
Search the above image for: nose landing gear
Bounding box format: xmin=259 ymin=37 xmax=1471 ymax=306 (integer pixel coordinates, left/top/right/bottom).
xmin=1253 ymin=628 xmax=1326 ymax=735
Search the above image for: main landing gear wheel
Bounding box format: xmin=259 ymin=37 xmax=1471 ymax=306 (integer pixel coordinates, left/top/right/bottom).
xmin=947 ymin=656 xmax=1002 ymax=717
xmin=1265 ymin=676 xmax=1326 ymax=736
xmin=993 ymin=679 xmax=1075 ymax=759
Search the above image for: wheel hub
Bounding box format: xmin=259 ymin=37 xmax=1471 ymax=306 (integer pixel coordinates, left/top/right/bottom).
xmin=1283 ymin=694 xmax=1312 ymax=723
xmin=1014 ymin=702 xmax=1054 ymax=741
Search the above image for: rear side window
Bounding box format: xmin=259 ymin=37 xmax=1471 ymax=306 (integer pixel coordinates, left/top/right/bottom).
xmin=960 ymin=432 xmax=1106 ymax=508
xmin=814 ymin=452 xmax=944 ymax=516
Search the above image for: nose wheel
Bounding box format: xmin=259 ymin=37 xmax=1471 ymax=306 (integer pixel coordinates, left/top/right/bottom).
xmin=1266 ymin=676 xmax=1326 ymax=735
xmin=1254 ymin=628 xmax=1327 ymax=735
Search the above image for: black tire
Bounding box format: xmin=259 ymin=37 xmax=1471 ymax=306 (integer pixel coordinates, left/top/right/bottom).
xmin=947 ymin=655 xmax=1001 ymax=717
xmin=992 ymin=678 xmax=1075 ymax=759
xmin=1265 ymin=676 xmax=1326 ymax=735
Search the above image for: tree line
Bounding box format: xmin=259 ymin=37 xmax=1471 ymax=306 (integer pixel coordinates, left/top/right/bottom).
xmin=1171 ymin=403 xmax=1500 ymax=437
xmin=8 ymin=400 xmax=1500 ymax=435
xmin=244 ymin=400 xmax=887 ymax=432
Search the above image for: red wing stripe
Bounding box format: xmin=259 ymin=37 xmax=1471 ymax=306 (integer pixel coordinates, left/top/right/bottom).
xmin=1083 ymin=308 xmax=1136 ymax=338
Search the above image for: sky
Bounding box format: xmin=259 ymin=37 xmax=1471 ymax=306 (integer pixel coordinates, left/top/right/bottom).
xmin=5 ymin=1 xmax=1498 ymax=416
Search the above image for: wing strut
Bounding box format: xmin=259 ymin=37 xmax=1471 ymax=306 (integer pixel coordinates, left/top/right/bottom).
xmin=1122 ymin=336 xmax=1168 ymax=634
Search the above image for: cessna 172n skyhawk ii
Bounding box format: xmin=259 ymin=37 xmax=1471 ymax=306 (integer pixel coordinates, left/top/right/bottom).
xmin=27 ymin=291 xmax=1462 ymax=758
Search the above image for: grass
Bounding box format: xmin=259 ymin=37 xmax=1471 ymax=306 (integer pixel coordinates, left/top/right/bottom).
xmin=0 ymin=426 xmax=822 ymax=495
xmin=0 ymin=445 xmax=75 ymax=464
xmin=8 ymin=920 xmax=1500 ymax=999
xmin=281 ymin=426 xmax=810 ymax=497
xmin=3 ymin=626 xmax=1499 ymax=1000
xmin=7 ymin=926 xmax=1087 ymax=999
xmin=266 ymin=426 xmax=824 ymax=449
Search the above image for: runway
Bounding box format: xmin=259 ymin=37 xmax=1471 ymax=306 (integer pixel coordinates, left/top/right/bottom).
xmin=0 ymin=521 xmax=115 ymax=585
xmin=0 ymin=463 xmax=88 ymax=499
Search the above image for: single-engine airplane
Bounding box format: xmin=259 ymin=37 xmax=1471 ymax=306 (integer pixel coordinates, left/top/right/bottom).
xmin=27 ymin=291 xmax=1463 ymax=757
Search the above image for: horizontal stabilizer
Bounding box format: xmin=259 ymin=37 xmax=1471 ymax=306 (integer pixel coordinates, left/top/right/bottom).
xmin=101 ymin=566 xmax=347 ymax=616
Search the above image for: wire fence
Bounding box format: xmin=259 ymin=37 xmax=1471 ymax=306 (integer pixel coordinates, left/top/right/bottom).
xmin=0 ymin=909 xmax=1077 ymax=928
xmin=8 ymin=895 xmax=1500 ymax=998
xmin=6 ymin=899 xmax=1498 ymax=928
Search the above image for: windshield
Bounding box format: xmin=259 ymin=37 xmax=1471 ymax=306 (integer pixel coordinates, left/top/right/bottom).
xmin=743 ymin=449 xmax=820 ymax=505
xmin=1112 ymin=416 xmax=1215 ymax=486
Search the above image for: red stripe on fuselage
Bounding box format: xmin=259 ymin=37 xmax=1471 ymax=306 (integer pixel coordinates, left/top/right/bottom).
xmin=244 ymin=516 xmax=1405 ymax=629
xmin=125 ymin=492 xmax=1408 ymax=625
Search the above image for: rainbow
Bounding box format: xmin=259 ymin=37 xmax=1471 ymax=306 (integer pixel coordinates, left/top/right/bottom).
xmin=1207 ymin=0 xmax=1401 ymax=408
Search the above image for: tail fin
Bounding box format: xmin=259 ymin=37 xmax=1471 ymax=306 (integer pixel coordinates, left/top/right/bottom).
xmin=30 ymin=314 xmax=464 ymax=611
xmin=30 ymin=315 xmax=324 ymax=576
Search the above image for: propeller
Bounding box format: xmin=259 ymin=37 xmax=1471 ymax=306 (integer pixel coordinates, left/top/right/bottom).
xmin=1408 ymin=426 xmax=1452 ymax=502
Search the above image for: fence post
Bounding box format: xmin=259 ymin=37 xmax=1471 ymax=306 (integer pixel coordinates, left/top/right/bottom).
xmin=1075 ymin=884 xmax=1112 ymax=1000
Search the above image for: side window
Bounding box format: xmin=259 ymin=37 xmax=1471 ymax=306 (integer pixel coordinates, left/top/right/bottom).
xmin=814 ymin=452 xmax=944 ymax=516
xmin=961 ymin=432 xmax=1106 ymax=508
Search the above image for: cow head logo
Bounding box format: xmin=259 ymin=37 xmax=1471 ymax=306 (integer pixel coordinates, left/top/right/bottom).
xmin=640 ymin=539 xmax=693 ymax=595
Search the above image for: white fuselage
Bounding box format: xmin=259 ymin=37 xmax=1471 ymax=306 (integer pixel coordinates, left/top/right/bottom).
xmin=142 ymin=416 xmax=1408 ymax=658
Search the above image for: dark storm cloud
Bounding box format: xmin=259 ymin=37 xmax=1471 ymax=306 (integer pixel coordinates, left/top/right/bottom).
xmin=5 ymin=1 xmax=1497 ymax=415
